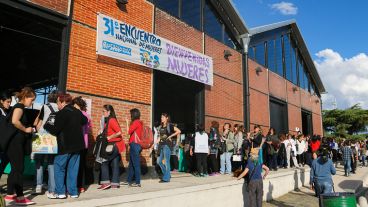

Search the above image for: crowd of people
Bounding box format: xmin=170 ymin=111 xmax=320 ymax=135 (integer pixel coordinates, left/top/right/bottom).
xmin=1 ymin=87 xmax=367 ymax=206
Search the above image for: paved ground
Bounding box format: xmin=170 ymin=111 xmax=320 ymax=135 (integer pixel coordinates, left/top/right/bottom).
xmin=263 ymin=164 xmax=368 ymax=207
xmin=1 ymin=164 xmax=367 ymax=206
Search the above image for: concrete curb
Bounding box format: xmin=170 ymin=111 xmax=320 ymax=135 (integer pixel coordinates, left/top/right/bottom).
xmin=357 ymin=173 xmax=368 ymax=207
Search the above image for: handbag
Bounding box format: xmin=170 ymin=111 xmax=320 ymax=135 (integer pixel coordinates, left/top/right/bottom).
xmin=232 ymin=154 xmax=242 ymax=162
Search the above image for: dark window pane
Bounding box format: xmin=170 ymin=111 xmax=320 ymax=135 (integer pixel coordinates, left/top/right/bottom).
xmin=249 ymin=47 xmax=255 ymax=60
xmin=284 ymin=35 xmax=292 ymax=81
xmin=291 ymin=44 xmax=297 ymax=85
xmin=204 ymin=1 xmax=223 ymax=43
xmin=181 ymin=0 xmax=201 ymax=30
xmin=298 ymin=57 xmax=303 ymax=87
xmin=267 ymin=39 xmax=276 ymax=73
xmin=255 ymin=42 xmax=265 ymax=66
xmin=275 ymin=36 xmax=283 ymax=76
xmin=303 ymin=69 xmax=308 ymax=90
xmin=155 ymin=0 xmax=179 ymax=17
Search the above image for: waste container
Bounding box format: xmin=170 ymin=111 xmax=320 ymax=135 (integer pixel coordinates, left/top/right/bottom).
xmin=320 ymin=192 xmax=356 ymax=207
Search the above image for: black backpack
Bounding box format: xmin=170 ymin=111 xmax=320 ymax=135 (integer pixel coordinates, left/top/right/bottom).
xmin=44 ymin=104 xmax=57 ymax=128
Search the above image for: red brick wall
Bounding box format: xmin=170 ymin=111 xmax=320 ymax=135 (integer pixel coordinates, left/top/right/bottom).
xmin=269 ymin=72 xmax=287 ymax=101
xmin=67 ymin=0 xmax=154 ymax=165
xmin=288 ymin=103 xmax=302 ymax=132
xmin=286 ymin=81 xmax=301 ymax=107
xmin=313 ymin=114 xmax=323 ymax=135
xmin=248 ymin=60 xmax=268 ymax=94
xmin=204 ymin=35 xmax=243 ymax=130
xmin=28 ymin=0 xmax=69 ymax=15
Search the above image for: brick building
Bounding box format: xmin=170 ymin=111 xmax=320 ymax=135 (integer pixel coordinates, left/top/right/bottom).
xmin=0 ymin=0 xmax=324 ymax=167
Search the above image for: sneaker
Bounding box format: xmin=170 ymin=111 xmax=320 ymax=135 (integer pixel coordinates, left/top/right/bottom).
xmin=4 ymin=194 xmax=16 ymax=202
xmin=53 ymin=194 xmax=67 ymax=199
xmin=111 ymin=185 xmax=120 ymax=189
xmin=79 ymin=187 xmax=85 ymax=193
xmin=46 ymin=192 xmax=57 ymax=199
xmin=203 ymin=174 xmax=209 ymax=177
xmin=120 ymin=181 xmax=130 ymax=186
xmin=70 ymin=195 xmax=79 ymax=198
xmin=98 ymin=184 xmax=111 ymax=190
xmin=129 ymin=183 xmax=141 ymax=187
xmin=15 ymin=198 xmax=35 ymax=205
xmin=32 ymin=185 xmax=42 ymax=195
xmin=159 ymin=180 xmax=169 ymax=183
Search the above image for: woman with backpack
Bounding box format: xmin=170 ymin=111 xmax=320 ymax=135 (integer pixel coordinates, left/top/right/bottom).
xmin=4 ymin=87 xmax=36 ymax=205
xmin=124 ymin=108 xmax=143 ymax=187
xmin=32 ymin=91 xmax=58 ymax=198
xmin=190 ymin=124 xmax=209 ymax=177
xmin=97 ymin=105 xmax=125 ymax=190
xmin=157 ymin=113 xmax=181 ymax=183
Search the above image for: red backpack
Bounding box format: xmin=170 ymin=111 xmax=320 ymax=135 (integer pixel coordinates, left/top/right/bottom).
xmin=135 ymin=124 xmax=154 ymax=149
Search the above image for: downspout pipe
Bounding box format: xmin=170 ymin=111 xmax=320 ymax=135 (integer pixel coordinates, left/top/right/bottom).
xmin=241 ymin=34 xmax=251 ymax=132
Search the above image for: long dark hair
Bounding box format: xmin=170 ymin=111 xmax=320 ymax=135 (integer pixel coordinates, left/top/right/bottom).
xmin=223 ymin=122 xmax=231 ymax=132
xmin=196 ymin=124 xmax=205 ymax=135
xmin=161 ymin=113 xmax=170 ymax=126
xmin=267 ymin=127 xmax=276 ymax=136
xmin=130 ymin=108 xmax=141 ymax=122
xmin=103 ymin=104 xmax=117 ymax=119
xmin=0 ymin=91 xmax=11 ymax=109
xmin=72 ymin=96 xmax=87 ymax=111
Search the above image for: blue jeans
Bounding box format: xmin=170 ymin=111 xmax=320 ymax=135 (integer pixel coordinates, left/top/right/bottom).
xmin=101 ymin=147 xmax=121 ymax=186
xmin=35 ymin=154 xmax=55 ymax=193
xmin=158 ymin=145 xmax=171 ymax=182
xmin=220 ymin=152 xmax=233 ymax=174
xmin=344 ymin=159 xmax=351 ymax=176
xmin=314 ymin=180 xmax=333 ymax=197
xmin=127 ymin=143 xmax=141 ymax=184
xmin=54 ymin=153 xmax=80 ymax=196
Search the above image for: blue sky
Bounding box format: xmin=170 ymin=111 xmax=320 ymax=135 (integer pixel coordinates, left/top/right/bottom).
xmin=233 ymin=0 xmax=368 ymax=109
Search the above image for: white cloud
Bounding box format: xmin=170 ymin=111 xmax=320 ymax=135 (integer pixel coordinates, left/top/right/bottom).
xmin=270 ymin=2 xmax=298 ymax=15
xmin=314 ymin=49 xmax=368 ymax=110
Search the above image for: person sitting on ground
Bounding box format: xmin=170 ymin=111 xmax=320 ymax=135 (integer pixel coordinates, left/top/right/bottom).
xmin=310 ymin=145 xmax=336 ymax=197
xmin=237 ymin=152 xmax=269 ymax=207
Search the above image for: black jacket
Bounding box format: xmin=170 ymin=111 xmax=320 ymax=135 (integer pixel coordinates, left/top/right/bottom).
xmin=44 ymin=104 xmax=87 ymax=154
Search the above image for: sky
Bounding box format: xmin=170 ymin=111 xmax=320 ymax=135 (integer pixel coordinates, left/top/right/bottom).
xmin=232 ymin=0 xmax=368 ymax=110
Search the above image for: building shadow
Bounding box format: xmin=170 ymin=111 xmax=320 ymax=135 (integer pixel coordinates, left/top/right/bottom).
xmin=265 ymin=200 xmax=295 ymax=207
xmin=294 ymin=169 xmax=299 ymax=189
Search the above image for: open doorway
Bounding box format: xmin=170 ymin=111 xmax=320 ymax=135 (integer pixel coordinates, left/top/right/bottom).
xmin=153 ymin=70 xmax=204 ymax=134
xmin=0 ymin=2 xmax=65 ymax=107
xmin=301 ymin=110 xmax=313 ymax=136
xmin=269 ymin=97 xmax=288 ymax=134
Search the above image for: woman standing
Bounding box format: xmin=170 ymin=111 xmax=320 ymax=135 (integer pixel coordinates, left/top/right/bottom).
xmin=4 ymin=87 xmax=36 ymax=205
xmin=98 ymin=105 xmax=125 ymax=190
xmin=296 ymin=134 xmax=306 ymax=167
xmin=0 ymin=91 xmax=12 ymax=179
xmin=266 ymin=128 xmax=279 ymax=171
xmin=73 ymin=97 xmax=92 ymax=193
xmin=157 ymin=113 xmax=181 ymax=183
xmin=125 ymin=108 xmax=143 ymax=187
xmin=220 ymin=123 xmax=235 ymax=174
xmin=190 ymin=124 xmax=209 ymax=177
xmin=44 ymin=93 xmax=87 ymax=199
xmin=208 ymin=121 xmax=221 ymax=175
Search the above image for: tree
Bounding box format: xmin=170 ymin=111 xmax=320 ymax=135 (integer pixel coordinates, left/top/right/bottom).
xmin=323 ymin=104 xmax=368 ymax=136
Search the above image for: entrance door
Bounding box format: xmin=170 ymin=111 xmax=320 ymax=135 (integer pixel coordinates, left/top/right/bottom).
xmin=301 ymin=110 xmax=313 ymax=136
xmin=153 ymin=70 xmax=204 ymax=134
xmin=269 ymin=97 xmax=288 ymax=134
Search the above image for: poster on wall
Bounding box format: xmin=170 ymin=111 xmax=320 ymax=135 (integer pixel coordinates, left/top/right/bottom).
xmin=96 ymin=13 xmax=213 ymax=86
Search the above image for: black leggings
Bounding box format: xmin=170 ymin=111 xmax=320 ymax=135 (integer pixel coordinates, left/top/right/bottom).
xmin=7 ymin=133 xmax=26 ymax=196
xmin=208 ymin=154 xmax=219 ymax=173
xmin=195 ymin=153 xmax=208 ymax=175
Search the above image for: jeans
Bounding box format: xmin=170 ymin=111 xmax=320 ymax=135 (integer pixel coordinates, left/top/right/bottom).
xmin=314 ymin=180 xmax=333 ymax=197
xmin=158 ymin=145 xmax=171 ymax=182
xmin=248 ymin=179 xmax=263 ymax=207
xmin=344 ymin=159 xmax=351 ymax=176
xmin=54 ymin=153 xmax=80 ymax=196
xmin=35 ymin=154 xmax=55 ymax=193
xmin=220 ymin=152 xmax=233 ymax=174
xmin=127 ymin=143 xmax=141 ymax=185
xmin=101 ymin=147 xmax=121 ymax=186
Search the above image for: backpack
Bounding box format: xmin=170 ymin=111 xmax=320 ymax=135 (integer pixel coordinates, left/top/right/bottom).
xmin=44 ymin=104 xmax=57 ymax=128
xmin=135 ymin=123 xmax=154 ymax=149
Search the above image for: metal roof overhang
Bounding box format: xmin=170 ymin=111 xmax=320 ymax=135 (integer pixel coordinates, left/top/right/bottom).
xmin=249 ymin=20 xmax=326 ymax=94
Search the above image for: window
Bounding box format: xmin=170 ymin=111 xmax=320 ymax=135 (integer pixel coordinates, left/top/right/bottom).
xmin=284 ymin=34 xmax=292 ymax=81
xmin=291 ymin=44 xmax=298 ymax=85
xmin=154 ymin=0 xmax=179 ymax=17
xmin=181 ymin=0 xmax=201 ymax=30
xmin=298 ymin=57 xmax=304 ymax=87
xmin=275 ymin=36 xmax=283 ymax=77
xmin=267 ymin=39 xmax=276 ymax=73
xmin=249 ymin=47 xmax=255 ymax=60
xmin=255 ymin=42 xmax=265 ymax=66
xmin=224 ymin=29 xmax=235 ymax=49
xmin=204 ymin=1 xmax=223 ymax=43
xmin=303 ymin=69 xmax=309 ymax=91
xmin=270 ymin=98 xmax=288 ymax=134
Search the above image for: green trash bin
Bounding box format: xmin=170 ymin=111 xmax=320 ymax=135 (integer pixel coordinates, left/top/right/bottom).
xmin=3 ymin=156 xmax=36 ymax=176
xmin=320 ymin=192 xmax=356 ymax=207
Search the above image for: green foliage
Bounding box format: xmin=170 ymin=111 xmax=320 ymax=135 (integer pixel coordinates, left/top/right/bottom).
xmin=323 ymin=104 xmax=368 ymax=136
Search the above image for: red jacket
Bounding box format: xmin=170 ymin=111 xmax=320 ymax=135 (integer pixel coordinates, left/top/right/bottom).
xmin=106 ymin=118 xmax=125 ymax=153
xmin=128 ymin=120 xmax=143 ymax=144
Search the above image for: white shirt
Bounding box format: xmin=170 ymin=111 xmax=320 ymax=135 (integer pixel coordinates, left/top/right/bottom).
xmin=297 ymin=140 xmax=306 ymax=155
xmin=194 ymin=132 xmax=209 ymax=153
